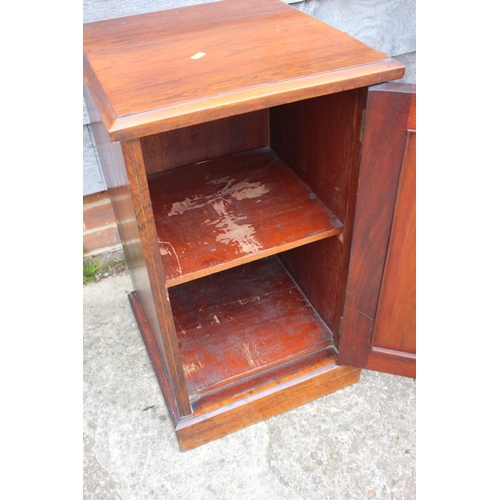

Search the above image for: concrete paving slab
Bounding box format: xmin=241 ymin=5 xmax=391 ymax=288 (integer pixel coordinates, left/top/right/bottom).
xmin=83 ymin=271 xmax=416 ymax=499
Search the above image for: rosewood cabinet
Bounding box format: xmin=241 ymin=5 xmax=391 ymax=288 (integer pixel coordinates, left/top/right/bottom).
xmin=83 ymin=0 xmax=416 ymax=451
xmin=338 ymin=83 xmax=416 ymax=378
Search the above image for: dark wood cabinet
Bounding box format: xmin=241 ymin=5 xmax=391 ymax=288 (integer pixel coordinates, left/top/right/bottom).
xmin=338 ymin=83 xmax=416 ymax=379
xmin=83 ymin=0 xmax=415 ymax=451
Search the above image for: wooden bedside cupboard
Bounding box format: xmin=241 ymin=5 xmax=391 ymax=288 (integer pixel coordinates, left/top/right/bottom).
xmin=83 ymin=0 xmax=416 ymax=451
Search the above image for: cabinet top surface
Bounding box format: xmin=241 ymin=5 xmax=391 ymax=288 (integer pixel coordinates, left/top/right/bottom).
xmin=83 ymin=0 xmax=404 ymax=141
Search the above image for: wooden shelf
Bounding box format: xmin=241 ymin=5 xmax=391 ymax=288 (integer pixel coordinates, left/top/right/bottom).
xmin=148 ymin=147 xmax=343 ymax=287
xmin=168 ymin=257 xmax=334 ymax=397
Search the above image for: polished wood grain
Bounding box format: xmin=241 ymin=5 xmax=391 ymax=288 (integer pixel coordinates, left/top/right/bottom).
xmin=83 ymin=0 xmax=404 ymax=141
xmin=372 ymin=131 xmax=416 ymax=354
xmin=338 ymin=83 xmax=416 ymax=378
xmin=129 ymin=291 xmax=178 ymax=424
xmin=141 ymin=110 xmax=269 ymax=175
xmin=85 ymin=81 xmax=192 ymax=416
xmin=85 ymin=84 xmax=171 ymax=383
xmin=169 ymin=257 xmax=333 ymax=396
xmin=191 ymin=347 xmax=339 ymax=415
xmin=148 ymin=147 xmax=343 ymax=287
xmin=175 ymin=360 xmax=360 ymax=451
xmin=120 ymin=139 xmax=193 ymax=414
xmin=83 ymin=0 xmax=410 ymax=449
xmin=131 ymin=263 xmax=360 ymax=451
xmin=270 ymin=89 xmax=366 ymax=346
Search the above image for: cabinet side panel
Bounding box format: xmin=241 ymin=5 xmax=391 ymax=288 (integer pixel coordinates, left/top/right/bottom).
xmin=121 ymin=140 xmax=192 ymax=416
xmin=141 ymin=110 xmax=269 ymax=175
xmin=84 ymin=84 xmax=192 ymax=417
xmin=84 ymin=85 xmax=159 ymax=332
xmin=270 ymin=89 xmax=366 ymax=345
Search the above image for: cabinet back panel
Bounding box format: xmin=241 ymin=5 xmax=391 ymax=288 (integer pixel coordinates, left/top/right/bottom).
xmin=270 ymin=89 xmax=366 ymax=344
xmin=141 ymin=110 xmax=269 ymax=175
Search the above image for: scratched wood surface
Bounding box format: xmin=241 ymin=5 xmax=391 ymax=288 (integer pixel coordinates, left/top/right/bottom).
xmin=168 ymin=257 xmax=333 ymax=396
xmin=190 ymin=347 xmax=339 ymax=415
xmin=176 ymin=351 xmax=361 ymax=450
xmin=82 ymin=0 xmax=415 ymax=195
xmin=130 ymin=263 xmax=360 ymax=451
xmin=148 ymin=147 xmax=343 ymax=287
xmin=83 ymin=0 xmax=404 ymax=141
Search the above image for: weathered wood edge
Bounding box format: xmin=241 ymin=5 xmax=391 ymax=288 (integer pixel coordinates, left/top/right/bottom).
xmin=107 ymin=60 xmax=404 ymax=142
xmin=175 ymin=361 xmax=361 ymax=451
xmin=121 ymin=139 xmax=192 ymax=416
xmin=83 ymin=59 xmax=403 ymax=143
xmin=129 ymin=291 xmax=180 ymax=423
xmin=165 ymin=228 xmax=342 ymax=288
xmin=129 ymin=289 xmax=361 ymax=451
xmin=368 ymin=347 xmax=416 ymax=378
xmin=83 ymin=54 xmax=117 ymax=134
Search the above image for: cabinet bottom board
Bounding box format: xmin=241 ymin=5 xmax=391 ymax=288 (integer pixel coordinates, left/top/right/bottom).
xmin=129 ymin=290 xmax=361 ymax=451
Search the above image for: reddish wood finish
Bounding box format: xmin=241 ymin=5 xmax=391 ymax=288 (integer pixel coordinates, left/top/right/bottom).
xmin=84 ymin=85 xmax=192 ymax=416
xmin=175 ymin=357 xmax=360 ymax=451
xmin=141 ymin=110 xmax=269 ymax=175
xmin=191 ymin=347 xmax=339 ymax=415
xmin=148 ymin=147 xmax=343 ymax=287
xmin=83 ymin=0 xmax=404 ymax=141
xmin=120 ymin=140 xmax=192 ymax=414
xmin=169 ymin=257 xmax=333 ymax=396
xmin=129 ymin=291 xmax=179 ymax=423
xmin=131 ymin=289 xmax=361 ymax=450
xmin=84 ymin=1 xmax=409 ymax=450
xmin=85 ymin=85 xmax=167 ymax=376
xmin=338 ymin=83 xmax=416 ymax=378
xmin=372 ymin=131 xmax=416 ymax=354
xmin=270 ymin=89 xmax=366 ymax=346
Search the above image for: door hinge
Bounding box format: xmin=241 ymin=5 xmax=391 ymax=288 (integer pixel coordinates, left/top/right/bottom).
xmin=359 ymin=109 xmax=366 ymax=143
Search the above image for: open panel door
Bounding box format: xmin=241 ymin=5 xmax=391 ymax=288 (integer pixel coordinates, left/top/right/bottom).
xmin=338 ymin=83 xmax=416 ymax=378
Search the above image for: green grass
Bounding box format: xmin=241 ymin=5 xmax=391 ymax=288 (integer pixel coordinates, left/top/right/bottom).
xmin=83 ymin=248 xmax=128 ymax=284
xmin=83 ymin=255 xmax=102 ymax=284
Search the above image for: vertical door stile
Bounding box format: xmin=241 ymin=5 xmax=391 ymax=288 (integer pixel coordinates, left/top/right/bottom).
xmin=338 ymin=83 xmax=416 ymax=378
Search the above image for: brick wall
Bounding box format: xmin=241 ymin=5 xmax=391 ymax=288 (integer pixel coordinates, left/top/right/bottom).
xmin=83 ymin=191 xmax=122 ymax=256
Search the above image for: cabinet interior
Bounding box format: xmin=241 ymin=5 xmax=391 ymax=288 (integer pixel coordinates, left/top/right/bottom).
xmin=141 ymin=89 xmax=366 ymax=407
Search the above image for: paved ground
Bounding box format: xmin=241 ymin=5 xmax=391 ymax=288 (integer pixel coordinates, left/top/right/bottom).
xmin=83 ymin=271 xmax=416 ymax=499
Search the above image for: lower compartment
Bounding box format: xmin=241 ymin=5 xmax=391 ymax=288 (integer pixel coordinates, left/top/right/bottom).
xmin=169 ymin=257 xmax=334 ymax=397
xmin=129 ymin=256 xmax=361 ymax=450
